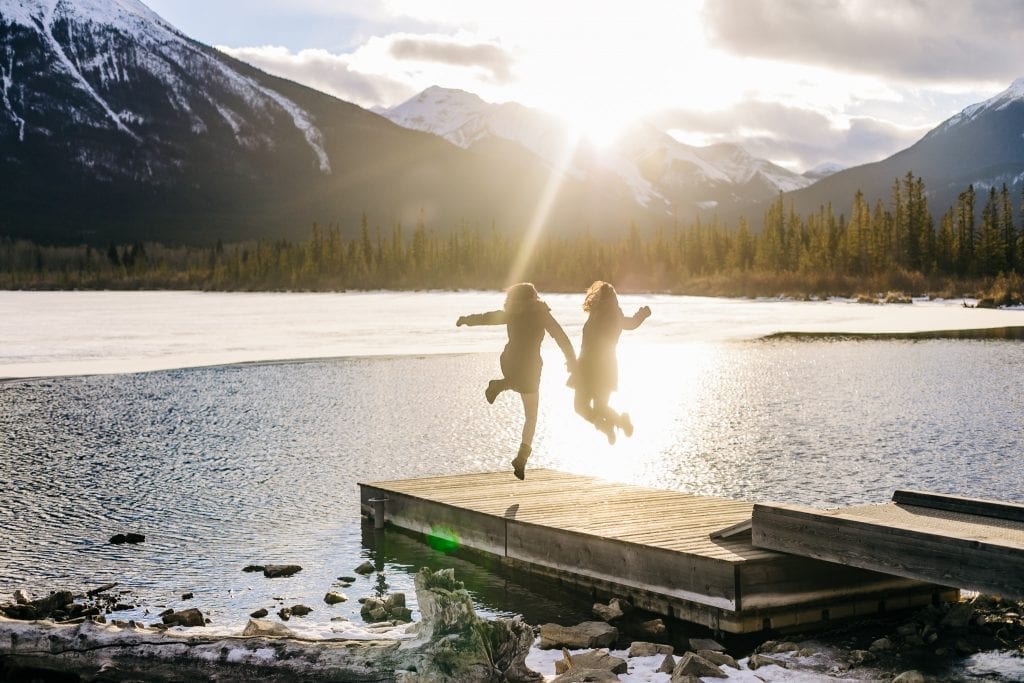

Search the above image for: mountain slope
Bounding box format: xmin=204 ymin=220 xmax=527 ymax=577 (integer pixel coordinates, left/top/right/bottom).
xmin=0 ymin=0 xmax=655 ymax=244
xmin=380 ymin=86 xmax=814 ymax=219
xmin=782 ymin=79 xmax=1024 ymax=219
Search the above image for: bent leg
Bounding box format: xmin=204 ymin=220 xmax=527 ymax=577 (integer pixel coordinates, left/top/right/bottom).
xmin=574 ymin=389 xmax=596 ymax=422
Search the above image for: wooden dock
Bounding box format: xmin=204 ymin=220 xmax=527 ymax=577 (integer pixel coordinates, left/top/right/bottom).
xmin=753 ymin=489 xmax=1024 ymax=601
xmin=359 ymin=469 xmax=952 ymax=634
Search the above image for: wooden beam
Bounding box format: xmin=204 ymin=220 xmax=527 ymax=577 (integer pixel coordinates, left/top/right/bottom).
xmin=893 ymin=490 xmax=1024 ymax=523
xmin=752 ymin=502 xmax=1024 ymax=601
xmin=710 ymin=519 xmax=751 ymax=540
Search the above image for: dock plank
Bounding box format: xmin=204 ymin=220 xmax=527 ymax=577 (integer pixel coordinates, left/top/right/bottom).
xmin=752 ymin=500 xmax=1024 ymax=600
xmin=360 ymin=469 xmax=950 ymax=633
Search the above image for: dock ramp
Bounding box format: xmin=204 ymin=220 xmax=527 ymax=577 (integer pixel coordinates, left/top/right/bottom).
xmin=752 ymin=490 xmax=1024 ymax=601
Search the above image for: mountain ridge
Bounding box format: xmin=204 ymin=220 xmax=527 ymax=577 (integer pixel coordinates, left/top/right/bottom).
xmin=379 ymin=86 xmax=816 ymax=218
xmin=0 ymin=0 xmax=661 ymax=244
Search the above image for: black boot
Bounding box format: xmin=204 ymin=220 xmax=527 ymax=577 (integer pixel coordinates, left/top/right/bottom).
xmin=485 ymin=379 xmax=504 ymax=404
xmin=511 ymin=443 xmax=531 ymax=480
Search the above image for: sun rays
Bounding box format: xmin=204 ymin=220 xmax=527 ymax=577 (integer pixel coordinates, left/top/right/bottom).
xmin=503 ymin=129 xmax=585 ymax=287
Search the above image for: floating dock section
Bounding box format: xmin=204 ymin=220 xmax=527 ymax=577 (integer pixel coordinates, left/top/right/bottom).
xmin=359 ymin=470 xmax=953 ymax=634
xmin=753 ymin=489 xmax=1024 ymax=601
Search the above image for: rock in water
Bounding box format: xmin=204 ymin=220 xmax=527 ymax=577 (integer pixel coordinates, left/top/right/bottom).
xmin=161 ymin=608 xmax=204 ymax=627
xmin=263 ymin=565 xmax=302 ymax=578
xmin=399 ymin=568 xmax=540 ymax=682
xmin=324 ymin=592 xmax=347 ymax=605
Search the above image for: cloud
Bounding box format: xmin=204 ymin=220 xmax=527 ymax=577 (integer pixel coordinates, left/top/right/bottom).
xmin=702 ymin=0 xmax=1024 ymax=84
xmin=219 ymin=33 xmax=517 ymax=110
xmin=217 ymin=45 xmax=415 ymax=108
xmin=386 ymin=35 xmax=514 ymax=83
xmin=650 ymin=99 xmax=928 ymax=171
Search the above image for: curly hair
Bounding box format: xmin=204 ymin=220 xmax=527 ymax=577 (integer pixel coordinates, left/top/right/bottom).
xmin=504 ymin=282 xmax=540 ymax=313
xmin=582 ymin=280 xmax=617 ymax=313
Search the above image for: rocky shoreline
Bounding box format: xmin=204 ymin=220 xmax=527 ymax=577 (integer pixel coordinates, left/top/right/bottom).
xmin=4 ymin=565 xmax=1024 ymax=681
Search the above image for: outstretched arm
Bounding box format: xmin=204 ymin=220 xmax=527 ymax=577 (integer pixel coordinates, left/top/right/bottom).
xmin=543 ymin=312 xmax=577 ymax=372
xmin=622 ymin=305 xmax=651 ymax=331
xmin=457 ymin=310 xmax=506 ymax=327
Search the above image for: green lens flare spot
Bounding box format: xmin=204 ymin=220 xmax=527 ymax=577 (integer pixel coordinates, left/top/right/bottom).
xmin=426 ymin=525 xmax=460 ymax=553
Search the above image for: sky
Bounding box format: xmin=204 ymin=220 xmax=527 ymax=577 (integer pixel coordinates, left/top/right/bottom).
xmin=143 ymin=0 xmax=1024 ymax=173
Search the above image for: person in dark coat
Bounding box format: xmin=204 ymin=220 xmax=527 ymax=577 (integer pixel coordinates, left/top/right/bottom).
xmin=570 ymin=281 xmax=650 ymax=444
xmin=457 ymin=283 xmax=577 ymax=479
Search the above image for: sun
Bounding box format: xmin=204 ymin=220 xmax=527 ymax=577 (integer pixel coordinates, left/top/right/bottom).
xmin=559 ymin=103 xmax=637 ymax=150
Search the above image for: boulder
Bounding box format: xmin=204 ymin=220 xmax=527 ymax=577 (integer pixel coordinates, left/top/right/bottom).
xmin=399 ymin=568 xmax=540 ymax=682
xmin=325 ymin=592 xmax=348 ymax=605
xmin=695 ymin=650 xmax=739 ymax=669
xmin=249 ymin=608 xmax=268 ymax=618
xmin=263 ymin=565 xmax=302 ymax=578
xmin=870 ymin=637 xmax=893 ymax=652
xmin=540 ymin=621 xmax=618 ymax=649
xmin=289 ymin=604 xmax=312 ymax=617
xmin=672 ymin=652 xmax=727 ymax=679
xmin=354 ymin=561 xmax=375 ymax=575
xmin=656 ymin=653 xmax=675 ymax=673
xmin=592 ymin=600 xmax=624 ymax=622
xmin=161 ymin=608 xmax=204 ymax=628
xmin=628 ymin=641 xmax=673 ymax=657
xmin=747 ymin=653 xmax=787 ymax=670
xmin=892 ymin=670 xmax=926 ymax=683
xmin=242 ymin=618 xmax=296 ymax=638
xmin=12 ymin=590 xmax=30 ymax=605
xmin=180 ymin=592 xmax=193 ymax=601
xmin=554 ymin=649 xmax=627 ymax=675
xmin=242 ymin=565 xmax=265 ymax=573
xmin=2 ymin=590 xmax=74 ymax=621
xmin=636 ymin=618 xmax=666 ymax=638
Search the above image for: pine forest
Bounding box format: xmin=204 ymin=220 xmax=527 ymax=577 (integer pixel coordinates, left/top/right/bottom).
xmin=4 ymin=173 xmax=1024 ymax=304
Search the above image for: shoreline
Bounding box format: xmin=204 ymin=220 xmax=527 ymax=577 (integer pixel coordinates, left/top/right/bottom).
xmin=4 ymin=573 xmax=1023 ymax=682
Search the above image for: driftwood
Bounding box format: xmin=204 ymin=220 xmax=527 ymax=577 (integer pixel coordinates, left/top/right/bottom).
xmin=0 ymin=568 xmax=540 ymax=682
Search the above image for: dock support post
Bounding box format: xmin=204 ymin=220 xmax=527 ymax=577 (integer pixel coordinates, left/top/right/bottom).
xmin=369 ymin=497 xmax=388 ymax=529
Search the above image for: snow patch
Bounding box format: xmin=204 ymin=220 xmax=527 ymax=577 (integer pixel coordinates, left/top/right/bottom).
xmin=939 ymin=76 xmax=1024 ymax=132
xmin=0 ymin=51 xmax=26 ymax=141
xmin=256 ymin=84 xmax=332 ymax=173
xmin=35 ymin=0 xmax=140 ymax=140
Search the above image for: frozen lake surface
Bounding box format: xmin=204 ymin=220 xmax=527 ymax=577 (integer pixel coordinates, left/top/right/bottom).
xmin=3 ymin=289 xmax=1022 ymax=378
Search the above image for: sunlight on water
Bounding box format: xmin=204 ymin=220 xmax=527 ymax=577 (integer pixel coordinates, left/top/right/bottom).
xmin=544 ymin=342 xmax=726 ymax=488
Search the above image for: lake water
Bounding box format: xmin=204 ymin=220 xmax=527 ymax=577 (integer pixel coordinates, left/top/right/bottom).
xmin=2 ymin=291 xmax=1024 ymax=679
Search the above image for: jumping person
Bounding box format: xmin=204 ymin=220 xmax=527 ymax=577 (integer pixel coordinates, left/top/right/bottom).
xmin=457 ymin=283 xmax=576 ymax=480
xmin=571 ymin=281 xmax=650 ymax=444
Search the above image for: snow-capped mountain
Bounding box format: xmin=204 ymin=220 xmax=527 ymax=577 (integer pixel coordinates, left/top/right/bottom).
xmin=0 ymin=0 xmax=657 ymax=244
xmin=380 ymin=86 xmax=814 ymax=216
xmin=802 ymin=162 xmax=845 ymax=182
xmin=783 ymin=77 xmax=1024 ymax=219
xmin=1 ymin=0 xmax=330 ymax=173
